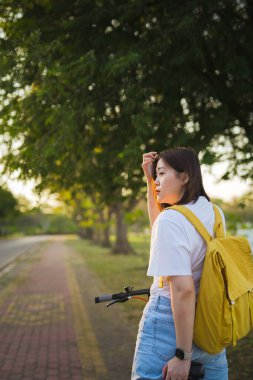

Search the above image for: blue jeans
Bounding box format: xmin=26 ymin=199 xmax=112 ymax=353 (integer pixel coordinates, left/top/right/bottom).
xmin=131 ymin=295 xmax=228 ymax=380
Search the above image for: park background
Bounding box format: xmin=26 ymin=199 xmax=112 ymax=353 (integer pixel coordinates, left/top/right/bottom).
xmin=0 ymin=1 xmax=253 ymax=378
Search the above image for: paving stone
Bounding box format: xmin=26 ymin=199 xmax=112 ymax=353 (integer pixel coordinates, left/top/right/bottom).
xmin=0 ymin=237 xmax=139 ymax=379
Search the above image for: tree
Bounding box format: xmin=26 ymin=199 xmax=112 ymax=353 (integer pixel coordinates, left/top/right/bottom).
xmin=0 ymin=0 xmax=252 ymax=251
xmin=0 ymin=186 xmax=19 ymax=235
xmin=58 ymin=187 xmax=112 ymax=246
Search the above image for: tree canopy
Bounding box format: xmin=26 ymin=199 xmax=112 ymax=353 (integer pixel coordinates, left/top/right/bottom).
xmin=0 ymin=0 xmax=252 ymax=249
xmin=0 ymin=186 xmax=18 ymax=219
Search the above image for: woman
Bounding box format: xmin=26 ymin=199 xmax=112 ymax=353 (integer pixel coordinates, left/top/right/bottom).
xmin=131 ymin=147 xmax=228 ymax=380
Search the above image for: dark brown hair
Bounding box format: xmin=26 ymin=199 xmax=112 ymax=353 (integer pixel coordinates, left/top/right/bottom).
xmin=152 ymin=147 xmax=210 ymax=207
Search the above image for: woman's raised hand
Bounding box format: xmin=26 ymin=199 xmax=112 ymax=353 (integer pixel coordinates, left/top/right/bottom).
xmin=142 ymin=152 xmax=157 ymax=184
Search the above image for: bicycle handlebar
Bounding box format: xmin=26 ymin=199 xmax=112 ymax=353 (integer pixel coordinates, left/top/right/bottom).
xmin=95 ymin=286 xmax=150 ymax=305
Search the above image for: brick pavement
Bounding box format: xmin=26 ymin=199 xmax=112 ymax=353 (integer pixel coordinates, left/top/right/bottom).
xmin=0 ymin=237 xmax=138 ymax=380
xmin=0 ymin=238 xmax=102 ymax=380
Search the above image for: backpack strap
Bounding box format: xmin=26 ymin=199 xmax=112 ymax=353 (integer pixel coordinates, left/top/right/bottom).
xmin=213 ymin=205 xmax=225 ymax=238
xmin=159 ymin=204 xmax=218 ymax=289
xmin=165 ymin=205 xmax=212 ymax=243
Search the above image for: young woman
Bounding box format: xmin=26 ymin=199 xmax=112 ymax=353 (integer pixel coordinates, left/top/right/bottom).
xmin=131 ymin=147 xmax=228 ymax=380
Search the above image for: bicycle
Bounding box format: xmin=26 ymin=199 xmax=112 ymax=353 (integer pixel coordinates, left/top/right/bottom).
xmin=95 ymin=286 xmax=205 ymax=380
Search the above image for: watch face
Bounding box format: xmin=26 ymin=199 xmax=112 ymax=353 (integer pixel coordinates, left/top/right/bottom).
xmin=175 ymin=348 xmax=184 ymax=360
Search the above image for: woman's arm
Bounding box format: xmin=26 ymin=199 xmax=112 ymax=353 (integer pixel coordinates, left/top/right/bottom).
xmin=142 ymin=152 xmax=161 ymax=227
xmin=163 ymin=276 xmax=196 ymax=380
xmin=170 ymin=276 xmax=195 ymax=352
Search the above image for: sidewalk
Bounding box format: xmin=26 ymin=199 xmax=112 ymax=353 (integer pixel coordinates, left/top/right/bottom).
xmin=0 ymin=239 xmax=85 ymax=380
xmin=0 ymin=237 xmax=137 ymax=380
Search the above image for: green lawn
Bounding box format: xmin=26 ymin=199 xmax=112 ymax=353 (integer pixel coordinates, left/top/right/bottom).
xmin=68 ymin=234 xmax=253 ymax=379
xmin=67 ymin=233 xmax=152 ymax=321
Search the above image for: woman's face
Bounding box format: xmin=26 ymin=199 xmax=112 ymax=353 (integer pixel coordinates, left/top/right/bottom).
xmin=154 ymin=158 xmax=188 ymax=204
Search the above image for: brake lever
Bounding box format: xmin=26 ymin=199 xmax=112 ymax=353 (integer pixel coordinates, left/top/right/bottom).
xmin=125 ymin=285 xmax=134 ymax=292
xmin=107 ymin=297 xmax=130 ymax=307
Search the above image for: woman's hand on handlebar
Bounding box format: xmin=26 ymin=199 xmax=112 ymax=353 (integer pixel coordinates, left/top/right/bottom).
xmin=142 ymin=151 xmax=157 ymax=184
xmin=162 ymin=357 xmax=191 ymax=380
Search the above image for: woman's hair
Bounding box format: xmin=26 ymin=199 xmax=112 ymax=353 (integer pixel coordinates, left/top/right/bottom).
xmin=152 ymin=147 xmax=210 ymax=207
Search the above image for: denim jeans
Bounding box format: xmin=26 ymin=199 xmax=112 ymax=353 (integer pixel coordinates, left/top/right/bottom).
xmin=131 ymin=295 xmax=228 ymax=380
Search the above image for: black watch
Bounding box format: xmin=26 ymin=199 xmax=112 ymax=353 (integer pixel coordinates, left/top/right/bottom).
xmin=175 ymin=347 xmax=192 ymax=361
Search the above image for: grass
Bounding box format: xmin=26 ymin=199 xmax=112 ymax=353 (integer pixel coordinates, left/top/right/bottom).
xmin=67 ymin=234 xmax=253 ymax=378
xmin=67 ymin=233 xmax=152 ymax=321
xmin=226 ymin=331 xmax=253 ymax=379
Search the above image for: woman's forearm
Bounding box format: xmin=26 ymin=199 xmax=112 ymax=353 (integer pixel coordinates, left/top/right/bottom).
xmin=171 ymin=284 xmax=196 ymax=352
xmin=147 ymin=182 xmax=161 ymax=227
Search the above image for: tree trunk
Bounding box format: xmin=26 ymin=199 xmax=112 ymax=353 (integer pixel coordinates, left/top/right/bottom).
xmin=112 ymin=202 xmax=135 ymax=254
xmin=102 ymin=223 xmax=111 ymax=248
xmin=101 ymin=207 xmax=111 ymax=248
xmin=92 ymin=224 xmax=102 ymax=245
xmin=78 ymin=227 xmax=94 ymax=240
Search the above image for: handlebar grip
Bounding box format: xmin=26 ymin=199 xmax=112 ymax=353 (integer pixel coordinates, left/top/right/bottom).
xmin=189 ymin=361 xmax=205 ymax=379
xmin=95 ymin=294 xmax=113 ymax=303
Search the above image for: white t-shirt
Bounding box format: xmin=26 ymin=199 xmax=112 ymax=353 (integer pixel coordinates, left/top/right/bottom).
xmin=147 ymin=196 xmax=226 ymax=298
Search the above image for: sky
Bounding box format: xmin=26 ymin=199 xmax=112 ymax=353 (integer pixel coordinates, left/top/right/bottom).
xmin=4 ymin=175 xmax=62 ymax=209
xmin=1 ymin=134 xmax=250 ymax=207
xmin=3 ymin=160 xmax=250 ymax=208
xmin=201 ymin=163 xmax=250 ymax=201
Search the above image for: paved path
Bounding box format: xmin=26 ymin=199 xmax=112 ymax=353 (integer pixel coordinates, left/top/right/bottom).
xmin=0 ymin=237 xmax=137 ymax=380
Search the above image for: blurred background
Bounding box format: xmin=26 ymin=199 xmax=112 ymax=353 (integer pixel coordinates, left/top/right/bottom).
xmin=0 ymin=0 xmax=252 ymax=248
xmin=0 ymin=1 xmax=253 ymax=378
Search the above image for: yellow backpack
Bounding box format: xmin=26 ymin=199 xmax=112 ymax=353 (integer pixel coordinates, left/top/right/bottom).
xmin=166 ymin=204 xmax=253 ymax=354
